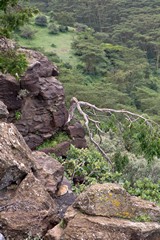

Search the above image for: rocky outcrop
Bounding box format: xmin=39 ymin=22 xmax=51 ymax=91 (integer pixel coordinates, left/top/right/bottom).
xmin=48 ymin=183 xmax=160 ymax=240
xmin=0 ymin=48 xmax=68 ymax=150
xmin=16 ymin=49 xmax=68 ymax=149
xmin=0 ymin=121 xmax=67 ymax=239
xmin=40 ymin=141 xmax=71 ymax=157
xmin=1 ymin=173 xmax=59 ymax=240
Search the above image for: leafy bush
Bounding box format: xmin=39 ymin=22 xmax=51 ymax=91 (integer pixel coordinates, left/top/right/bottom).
xmin=113 ymin=151 xmax=129 ymax=172
xmin=35 ymin=15 xmax=48 ymax=27
xmin=48 ymin=23 xmax=59 ymax=34
xmin=58 ymin=145 xmax=122 ymax=193
xmin=50 ymin=43 xmax=57 ymax=48
xmin=59 ymin=25 xmax=68 ymax=33
xmin=0 ymin=49 xmax=28 ymax=78
xmin=124 ymin=178 xmax=160 ymax=204
xmin=20 ymin=26 xmax=36 ymax=39
xmin=15 ymin=110 xmax=21 ymax=121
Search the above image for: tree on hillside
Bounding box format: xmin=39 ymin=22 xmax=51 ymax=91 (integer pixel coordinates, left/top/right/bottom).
xmin=72 ymin=29 xmax=107 ymax=75
xmin=48 ymin=0 xmax=160 ymax=71
xmin=0 ymin=0 xmax=37 ymax=77
xmin=0 ymin=0 xmax=37 ymax=37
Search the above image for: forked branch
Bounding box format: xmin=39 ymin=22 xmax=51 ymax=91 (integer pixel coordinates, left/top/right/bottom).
xmin=67 ymin=97 xmax=155 ymax=169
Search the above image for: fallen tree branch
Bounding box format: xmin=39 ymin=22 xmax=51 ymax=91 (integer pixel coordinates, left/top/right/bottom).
xmin=67 ymin=97 xmax=156 ymax=169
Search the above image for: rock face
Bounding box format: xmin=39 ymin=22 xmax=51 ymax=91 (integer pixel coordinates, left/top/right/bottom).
xmin=0 ymin=101 xmax=9 ymax=122
xmin=1 ymin=173 xmax=59 ymax=240
xmin=0 ymin=49 xmax=68 ymax=149
xmin=0 ymin=122 xmax=34 ymax=190
xmin=0 ymin=73 xmax=21 ymax=111
xmin=65 ymin=122 xmax=87 ymax=149
xmin=49 ymin=183 xmax=160 ymax=240
xmin=32 ymin=151 xmax=64 ymax=197
xmin=16 ymin=49 xmax=68 ymax=149
xmin=0 ymin=122 xmax=65 ymax=239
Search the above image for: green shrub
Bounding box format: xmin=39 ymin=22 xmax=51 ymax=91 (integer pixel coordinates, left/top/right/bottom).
xmin=48 ymin=23 xmax=59 ymax=34
xmin=0 ymin=49 xmax=28 ymax=78
xmin=124 ymin=178 xmax=160 ymax=204
xmin=50 ymin=43 xmax=57 ymax=48
xmin=15 ymin=110 xmax=21 ymax=120
xmin=20 ymin=26 xmax=36 ymax=39
xmin=35 ymin=15 xmax=48 ymax=27
xmin=58 ymin=145 xmax=122 ymax=193
xmin=59 ymin=25 xmax=68 ymax=33
xmin=113 ymin=151 xmax=129 ymax=172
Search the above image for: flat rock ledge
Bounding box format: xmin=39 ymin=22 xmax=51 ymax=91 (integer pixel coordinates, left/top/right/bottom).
xmin=46 ymin=183 xmax=160 ymax=240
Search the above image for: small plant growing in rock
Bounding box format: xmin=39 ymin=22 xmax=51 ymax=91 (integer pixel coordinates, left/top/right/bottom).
xmin=15 ymin=111 xmax=21 ymax=121
xmin=0 ymin=49 xmax=28 ymax=79
xmin=134 ymin=214 xmax=151 ymax=222
xmin=37 ymin=132 xmax=70 ymax=150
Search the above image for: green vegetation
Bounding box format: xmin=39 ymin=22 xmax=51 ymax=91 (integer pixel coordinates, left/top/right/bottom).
xmin=2 ymin=0 xmax=160 ymax=206
xmin=35 ymin=15 xmax=48 ymax=27
xmin=57 ymin=145 xmax=122 ymax=194
xmin=124 ymin=178 xmax=160 ymax=204
xmin=15 ymin=110 xmax=21 ymax=120
xmin=0 ymin=48 xmax=28 ymax=78
xmin=16 ymin=23 xmax=75 ymax=63
xmin=0 ymin=0 xmax=37 ymax=37
xmin=0 ymin=0 xmax=37 ymax=77
xmin=37 ymin=132 xmax=70 ymax=150
xmin=133 ymin=214 xmax=152 ymax=222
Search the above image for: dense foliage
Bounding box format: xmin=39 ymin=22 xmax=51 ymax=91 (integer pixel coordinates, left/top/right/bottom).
xmin=4 ymin=0 xmax=160 ymax=205
xmin=0 ymin=0 xmax=37 ymax=37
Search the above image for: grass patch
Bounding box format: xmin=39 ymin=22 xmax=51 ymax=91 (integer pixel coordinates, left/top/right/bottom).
xmin=37 ymin=132 xmax=70 ymax=150
xmin=16 ymin=23 xmax=77 ymax=64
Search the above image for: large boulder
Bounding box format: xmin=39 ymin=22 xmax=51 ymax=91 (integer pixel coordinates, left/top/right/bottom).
xmin=73 ymin=183 xmax=160 ymax=221
xmin=32 ymin=151 xmax=64 ymax=196
xmin=15 ymin=49 xmax=68 ymax=149
xmin=0 ymin=47 xmax=68 ymax=150
xmin=61 ymin=211 xmax=160 ymax=240
xmin=0 ymin=122 xmax=64 ymax=239
xmin=0 ymin=122 xmax=34 ymax=190
xmin=47 ymin=183 xmax=160 ymax=240
xmin=0 ymin=173 xmax=59 ymax=240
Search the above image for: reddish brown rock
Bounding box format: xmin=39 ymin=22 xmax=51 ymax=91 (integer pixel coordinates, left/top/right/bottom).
xmin=65 ymin=122 xmax=87 ymax=149
xmin=61 ymin=211 xmax=160 ymax=240
xmin=44 ymin=223 xmax=64 ymax=240
xmin=66 ymin=122 xmax=85 ymax=139
xmin=71 ymin=138 xmax=87 ymax=149
xmin=14 ymin=49 xmax=68 ymax=149
xmin=0 ymin=73 xmax=21 ymax=111
xmin=40 ymin=141 xmax=71 ymax=157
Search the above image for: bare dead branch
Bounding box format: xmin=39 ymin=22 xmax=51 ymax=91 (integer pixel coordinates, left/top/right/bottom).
xmin=67 ymin=97 xmax=156 ymax=169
